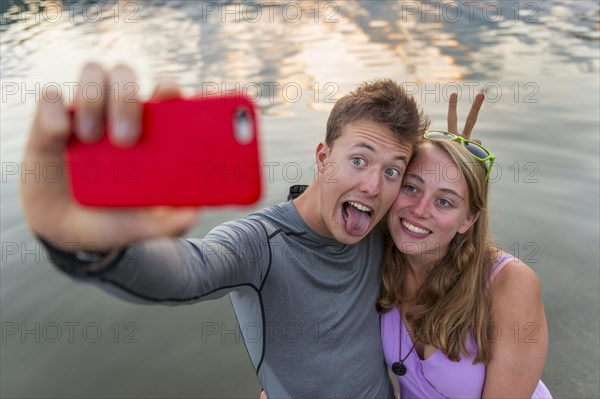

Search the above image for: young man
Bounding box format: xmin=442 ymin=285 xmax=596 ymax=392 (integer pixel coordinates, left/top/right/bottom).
xmin=22 ymin=63 xmax=429 ymax=397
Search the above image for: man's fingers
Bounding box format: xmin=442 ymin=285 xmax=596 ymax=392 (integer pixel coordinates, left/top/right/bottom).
xmin=447 ymin=92 xmax=458 ymax=134
xmin=462 ymin=92 xmax=485 ymax=138
xmin=22 ymin=86 xmax=72 ymax=238
xmin=28 ymin=86 xmax=70 ymax=153
xmin=108 ymin=64 xmax=142 ymax=147
xmin=75 ymin=62 xmax=106 ymax=143
xmin=146 ymin=207 xmax=200 ymax=237
xmin=151 ymin=77 xmax=182 ymax=101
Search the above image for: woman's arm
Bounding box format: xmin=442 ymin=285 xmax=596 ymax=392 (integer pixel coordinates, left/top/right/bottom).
xmin=482 ymin=258 xmax=549 ymax=398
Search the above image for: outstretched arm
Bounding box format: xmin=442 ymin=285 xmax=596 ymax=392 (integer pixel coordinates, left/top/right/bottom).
xmin=43 ymin=218 xmax=269 ymax=305
xmin=23 ymin=63 xmax=267 ymax=303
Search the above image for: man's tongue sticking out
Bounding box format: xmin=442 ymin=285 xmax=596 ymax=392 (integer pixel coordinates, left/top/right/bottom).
xmin=344 ymin=203 xmax=371 ymax=236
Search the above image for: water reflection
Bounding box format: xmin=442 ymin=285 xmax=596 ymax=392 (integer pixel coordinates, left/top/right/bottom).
xmin=3 ymin=1 xmax=596 ymax=111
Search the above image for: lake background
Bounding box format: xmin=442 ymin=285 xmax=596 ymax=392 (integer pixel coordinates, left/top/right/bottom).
xmin=1 ymin=0 xmax=598 ymax=398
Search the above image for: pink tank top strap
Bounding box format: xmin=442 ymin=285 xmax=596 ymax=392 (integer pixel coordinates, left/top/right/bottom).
xmin=489 ymin=252 xmax=516 ymax=283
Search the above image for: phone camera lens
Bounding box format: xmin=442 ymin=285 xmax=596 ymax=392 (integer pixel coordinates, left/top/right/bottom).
xmin=234 ymin=108 xmax=253 ymax=144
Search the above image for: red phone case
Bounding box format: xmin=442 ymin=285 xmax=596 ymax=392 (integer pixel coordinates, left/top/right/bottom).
xmin=66 ymin=95 xmax=261 ymax=207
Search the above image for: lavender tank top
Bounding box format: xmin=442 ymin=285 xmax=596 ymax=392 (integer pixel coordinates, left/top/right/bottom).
xmin=380 ymin=253 xmax=552 ymax=398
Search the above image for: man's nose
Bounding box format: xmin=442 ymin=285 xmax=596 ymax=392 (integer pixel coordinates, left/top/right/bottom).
xmin=358 ymin=168 xmax=382 ymax=196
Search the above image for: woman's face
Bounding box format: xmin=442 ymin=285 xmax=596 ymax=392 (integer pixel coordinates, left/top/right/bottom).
xmin=387 ymin=142 xmax=478 ymax=259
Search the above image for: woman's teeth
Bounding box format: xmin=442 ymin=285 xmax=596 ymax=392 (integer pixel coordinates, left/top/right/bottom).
xmin=402 ymin=219 xmax=431 ymax=235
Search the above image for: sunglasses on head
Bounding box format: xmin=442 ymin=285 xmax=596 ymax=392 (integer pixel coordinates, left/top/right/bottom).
xmin=423 ymin=130 xmax=495 ymax=181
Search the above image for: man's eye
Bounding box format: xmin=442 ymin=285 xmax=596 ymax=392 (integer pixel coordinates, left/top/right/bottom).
xmin=352 ymin=157 xmax=366 ymax=166
xmin=385 ymin=168 xmax=400 ymax=178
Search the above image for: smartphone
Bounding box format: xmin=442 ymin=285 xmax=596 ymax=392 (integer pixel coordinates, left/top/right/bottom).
xmin=66 ymin=95 xmax=261 ymax=207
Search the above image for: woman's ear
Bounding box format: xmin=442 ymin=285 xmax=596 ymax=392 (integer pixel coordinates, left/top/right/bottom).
xmin=315 ymin=141 xmax=329 ymax=173
xmin=458 ymin=211 xmax=479 ymax=234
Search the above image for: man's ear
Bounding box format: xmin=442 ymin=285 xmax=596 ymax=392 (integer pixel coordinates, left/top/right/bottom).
xmin=315 ymin=141 xmax=330 ymax=173
xmin=458 ymin=211 xmax=479 ymax=234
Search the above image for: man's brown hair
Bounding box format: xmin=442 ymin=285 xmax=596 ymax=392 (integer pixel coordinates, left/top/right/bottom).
xmin=326 ymin=79 xmax=429 ymax=149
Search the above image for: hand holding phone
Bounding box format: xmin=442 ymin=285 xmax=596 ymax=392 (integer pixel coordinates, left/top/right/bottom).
xmin=21 ymin=64 xmax=216 ymax=251
xmin=66 ymin=95 xmax=262 ymax=207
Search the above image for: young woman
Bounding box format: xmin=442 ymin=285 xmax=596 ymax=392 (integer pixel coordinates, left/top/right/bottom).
xmin=379 ymin=131 xmax=552 ymax=398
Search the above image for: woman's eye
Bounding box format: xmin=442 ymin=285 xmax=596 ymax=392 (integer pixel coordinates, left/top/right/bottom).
xmin=352 ymin=157 xmax=365 ymax=166
xmin=438 ymin=198 xmax=452 ymax=207
xmin=402 ymin=184 xmax=417 ymax=193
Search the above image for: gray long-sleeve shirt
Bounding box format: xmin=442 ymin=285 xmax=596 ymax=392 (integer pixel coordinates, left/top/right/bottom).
xmin=47 ymin=201 xmax=394 ymax=398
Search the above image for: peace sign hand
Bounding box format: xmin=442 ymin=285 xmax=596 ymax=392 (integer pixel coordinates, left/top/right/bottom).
xmin=447 ymin=92 xmax=485 ymax=141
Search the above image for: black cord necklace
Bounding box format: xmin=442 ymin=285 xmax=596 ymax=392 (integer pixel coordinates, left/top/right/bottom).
xmin=392 ymin=316 xmax=416 ymax=376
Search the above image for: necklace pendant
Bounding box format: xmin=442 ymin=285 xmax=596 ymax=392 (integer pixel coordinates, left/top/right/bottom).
xmin=391 ymin=362 xmax=407 ymax=376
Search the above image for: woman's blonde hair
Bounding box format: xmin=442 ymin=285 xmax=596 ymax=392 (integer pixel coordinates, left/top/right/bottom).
xmin=377 ymin=139 xmax=497 ymax=364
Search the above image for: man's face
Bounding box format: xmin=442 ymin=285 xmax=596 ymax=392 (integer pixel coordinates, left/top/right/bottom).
xmin=314 ymin=119 xmax=413 ymax=245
